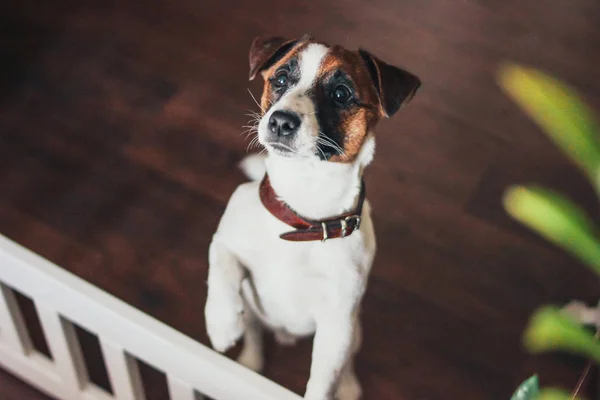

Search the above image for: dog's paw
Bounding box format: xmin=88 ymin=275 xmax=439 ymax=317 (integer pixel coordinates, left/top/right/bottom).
xmin=205 ymin=295 xmax=245 ymax=353
xmin=335 ymin=374 xmax=362 ymax=400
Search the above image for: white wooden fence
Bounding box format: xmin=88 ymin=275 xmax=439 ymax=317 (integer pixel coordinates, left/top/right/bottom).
xmin=0 ymin=234 xmax=301 ymax=400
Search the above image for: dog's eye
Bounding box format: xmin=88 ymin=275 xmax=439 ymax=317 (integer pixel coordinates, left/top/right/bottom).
xmin=273 ymin=71 xmax=289 ymax=88
xmin=331 ymin=84 xmax=352 ymax=103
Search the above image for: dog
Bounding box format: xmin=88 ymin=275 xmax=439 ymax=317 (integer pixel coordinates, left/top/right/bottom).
xmin=204 ymin=34 xmax=420 ymax=400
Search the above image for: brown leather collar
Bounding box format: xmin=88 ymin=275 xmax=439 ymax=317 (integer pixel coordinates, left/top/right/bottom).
xmin=259 ymin=174 xmax=366 ymax=242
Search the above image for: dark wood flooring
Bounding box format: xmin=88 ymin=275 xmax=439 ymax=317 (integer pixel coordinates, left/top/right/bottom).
xmin=2 ymin=0 xmax=600 ymax=399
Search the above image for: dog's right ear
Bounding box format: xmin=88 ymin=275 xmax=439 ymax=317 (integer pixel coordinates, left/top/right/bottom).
xmin=359 ymin=49 xmax=421 ymax=118
xmin=248 ymin=36 xmax=300 ymax=81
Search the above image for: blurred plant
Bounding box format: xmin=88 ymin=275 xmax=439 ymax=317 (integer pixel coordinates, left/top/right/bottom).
xmin=497 ymin=64 xmax=600 ymax=399
xmin=511 ymin=375 xmax=540 ymax=400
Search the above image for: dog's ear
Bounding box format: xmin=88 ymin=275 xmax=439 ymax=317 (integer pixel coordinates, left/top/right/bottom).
xmin=248 ymin=36 xmax=303 ymax=81
xmin=358 ymin=49 xmax=421 ymax=118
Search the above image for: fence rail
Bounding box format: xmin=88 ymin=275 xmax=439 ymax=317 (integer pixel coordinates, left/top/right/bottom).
xmin=0 ymin=234 xmax=301 ymax=400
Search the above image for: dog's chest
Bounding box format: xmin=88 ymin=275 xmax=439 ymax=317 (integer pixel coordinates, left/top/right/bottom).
xmin=218 ymin=181 xmax=374 ymax=333
xmin=234 ymin=221 xmax=361 ymax=334
xmin=241 ymin=248 xmax=335 ymax=334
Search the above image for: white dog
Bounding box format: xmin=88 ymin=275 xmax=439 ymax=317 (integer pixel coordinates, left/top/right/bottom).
xmin=204 ymin=34 xmax=420 ymax=400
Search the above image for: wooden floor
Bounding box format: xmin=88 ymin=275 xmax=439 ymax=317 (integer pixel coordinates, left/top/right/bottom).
xmin=2 ymin=0 xmax=600 ymax=399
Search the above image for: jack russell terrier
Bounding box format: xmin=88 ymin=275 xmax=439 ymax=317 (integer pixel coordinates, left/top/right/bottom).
xmin=204 ymin=34 xmax=420 ymax=400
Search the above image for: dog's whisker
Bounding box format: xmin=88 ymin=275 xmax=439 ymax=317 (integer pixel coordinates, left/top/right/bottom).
xmin=251 ymin=141 xmax=262 ymax=152
xmin=247 ymin=88 xmax=265 ymax=113
xmin=241 ymin=115 xmax=260 ymax=136
xmin=315 ymin=144 xmax=327 ymax=160
xmin=318 ymin=143 xmax=347 ymax=161
xmin=317 ymin=137 xmax=346 ymax=157
xmin=241 ymin=125 xmax=258 ymax=136
xmin=317 ymin=133 xmax=346 ymax=157
xmin=318 ymin=134 xmax=343 ymax=150
xmin=246 ymin=136 xmax=262 ymax=153
xmin=252 ymin=136 xmax=264 ymax=150
xmin=245 ymin=114 xmax=261 ymax=122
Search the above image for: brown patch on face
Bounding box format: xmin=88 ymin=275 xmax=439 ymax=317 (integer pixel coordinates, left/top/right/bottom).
xmin=258 ymin=41 xmax=310 ymax=113
xmin=316 ymin=46 xmax=382 ymax=163
xmin=329 ymin=108 xmax=368 ymax=162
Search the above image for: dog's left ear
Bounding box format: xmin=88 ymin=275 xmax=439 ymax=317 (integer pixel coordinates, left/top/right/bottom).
xmin=249 ymin=36 xmax=300 ymax=81
xmin=359 ymin=49 xmax=421 ymax=118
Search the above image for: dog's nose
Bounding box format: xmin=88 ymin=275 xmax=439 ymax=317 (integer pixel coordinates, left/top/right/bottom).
xmin=268 ymin=110 xmax=301 ymax=137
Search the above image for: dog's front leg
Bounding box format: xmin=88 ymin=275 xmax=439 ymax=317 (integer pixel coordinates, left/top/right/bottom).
xmin=304 ymin=309 xmax=356 ymax=400
xmin=204 ymin=239 xmax=245 ymax=353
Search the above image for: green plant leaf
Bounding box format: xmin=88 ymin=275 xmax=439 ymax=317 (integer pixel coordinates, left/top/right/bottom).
xmin=511 ymin=375 xmax=540 ymax=400
xmin=524 ymin=306 xmax=600 ymax=362
xmin=503 ymin=185 xmax=600 ymax=276
xmin=539 ymin=387 xmax=584 ymax=400
xmin=497 ymin=63 xmax=600 ymax=185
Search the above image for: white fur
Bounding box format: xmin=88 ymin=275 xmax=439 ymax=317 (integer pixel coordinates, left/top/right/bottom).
xmin=205 ymin=44 xmax=377 ymax=400
xmin=239 ymin=153 xmax=267 ymax=181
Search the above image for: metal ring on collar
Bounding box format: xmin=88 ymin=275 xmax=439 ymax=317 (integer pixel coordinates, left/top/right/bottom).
xmin=344 ymin=215 xmax=361 ymax=230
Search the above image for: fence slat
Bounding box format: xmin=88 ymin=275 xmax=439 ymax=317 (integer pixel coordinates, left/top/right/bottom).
xmin=0 ymin=346 xmax=62 ymax=398
xmin=0 ymin=234 xmax=301 ymax=400
xmin=168 ymin=376 xmax=204 ymax=400
xmin=0 ymin=284 xmax=32 ymax=354
xmin=100 ymin=339 xmax=146 ymax=400
xmin=36 ymin=305 xmax=86 ymax=398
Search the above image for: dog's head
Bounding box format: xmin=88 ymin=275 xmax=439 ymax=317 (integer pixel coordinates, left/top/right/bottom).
xmin=249 ymin=34 xmax=420 ymax=163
